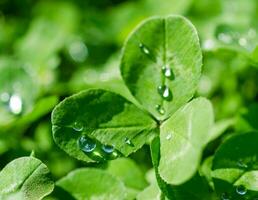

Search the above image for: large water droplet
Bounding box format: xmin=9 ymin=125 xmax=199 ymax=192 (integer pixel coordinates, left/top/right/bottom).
xmin=78 ymin=135 xmax=96 ymax=153
xmin=157 ymin=85 xmax=173 ymax=101
xmin=236 ymin=185 xmax=247 ymax=195
xmin=162 ymin=65 xmax=174 ymax=80
xmin=221 ymin=192 xmax=230 ymax=200
xmin=139 ymin=43 xmax=150 ymax=55
xmin=155 ymin=104 xmax=165 ymax=115
xmin=102 ymin=145 xmax=114 ymax=154
xmin=124 ymin=137 xmax=134 ymax=147
xmin=73 ymin=121 xmax=84 ymax=132
xmin=9 ymin=94 xmax=23 ymax=115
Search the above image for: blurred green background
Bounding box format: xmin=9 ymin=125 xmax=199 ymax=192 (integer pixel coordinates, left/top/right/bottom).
xmin=0 ymin=0 xmax=257 ymax=187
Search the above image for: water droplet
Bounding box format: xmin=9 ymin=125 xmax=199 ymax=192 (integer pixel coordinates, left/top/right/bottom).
xmin=162 ymin=65 xmax=174 ymax=80
xmin=9 ymin=94 xmax=22 ymax=115
xmin=166 ymin=134 xmax=172 ymax=140
xmin=102 ymin=145 xmax=114 ymax=154
xmin=203 ymin=39 xmax=215 ymax=50
xmin=73 ymin=121 xmax=84 ymax=132
xmin=155 ymin=104 xmax=165 ymax=115
xmin=157 ymin=85 xmax=173 ymax=101
xmin=221 ymin=192 xmax=230 ymax=200
xmin=236 ymin=185 xmax=247 ymax=195
xmin=218 ymin=33 xmax=233 ymax=44
xmin=78 ymin=135 xmax=96 ymax=153
xmin=139 ymin=43 xmax=150 ymax=55
xmin=69 ymin=41 xmax=88 ymax=63
xmin=124 ymin=137 xmax=134 ymax=147
xmin=0 ymin=92 xmax=10 ymax=102
xmin=238 ymin=37 xmax=247 ymax=47
xmin=237 ymin=159 xmax=248 ymax=169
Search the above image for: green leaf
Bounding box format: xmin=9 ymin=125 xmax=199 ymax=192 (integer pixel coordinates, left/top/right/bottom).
xmin=120 ymin=15 xmax=202 ymax=120
xmin=208 ymin=118 xmax=234 ymax=142
xmin=56 ymin=168 xmax=127 ymax=200
xmin=212 ymin=131 xmax=258 ymax=199
xmin=107 ymin=158 xmax=147 ymax=199
xmin=159 ymin=97 xmax=214 ymax=185
xmin=136 ymin=182 xmax=162 ymax=200
xmin=0 ymin=157 xmax=54 ymax=200
xmin=51 ymin=89 xmax=157 ymax=162
xmin=150 ymin=136 xmax=215 ymax=200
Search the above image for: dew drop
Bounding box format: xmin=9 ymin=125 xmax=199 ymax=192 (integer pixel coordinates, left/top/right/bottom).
xmin=124 ymin=137 xmax=134 ymax=147
xmin=9 ymin=94 xmax=23 ymax=115
xmin=78 ymin=135 xmax=96 ymax=153
xmin=139 ymin=43 xmax=150 ymax=55
xmin=0 ymin=92 xmax=10 ymax=102
xmin=238 ymin=37 xmax=247 ymax=47
xmin=221 ymin=192 xmax=230 ymax=200
xmin=155 ymin=104 xmax=165 ymax=115
xmin=237 ymin=159 xmax=248 ymax=169
xmin=218 ymin=33 xmax=232 ymax=44
xmin=162 ymin=65 xmax=174 ymax=80
xmin=102 ymin=144 xmax=114 ymax=154
xmin=157 ymin=85 xmax=173 ymax=101
xmin=73 ymin=121 xmax=84 ymax=132
xmin=69 ymin=41 xmax=88 ymax=63
xmin=166 ymin=134 xmax=172 ymax=140
xmin=236 ymin=185 xmax=247 ymax=195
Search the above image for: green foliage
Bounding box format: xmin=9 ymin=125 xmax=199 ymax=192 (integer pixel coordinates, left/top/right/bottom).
xmin=0 ymin=157 xmax=54 ymax=200
xmin=1 ymin=0 xmax=258 ymax=199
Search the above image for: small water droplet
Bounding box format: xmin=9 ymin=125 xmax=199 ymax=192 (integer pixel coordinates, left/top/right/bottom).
xmin=73 ymin=121 xmax=84 ymax=132
xmin=69 ymin=41 xmax=88 ymax=63
xmin=236 ymin=185 xmax=247 ymax=195
xmin=238 ymin=37 xmax=247 ymax=47
xmin=218 ymin=33 xmax=233 ymax=44
xmin=237 ymin=159 xmax=248 ymax=169
xmin=166 ymin=134 xmax=172 ymax=140
xmin=203 ymin=39 xmax=215 ymax=50
xmin=0 ymin=92 xmax=10 ymax=102
xmin=78 ymin=135 xmax=96 ymax=153
xmin=124 ymin=137 xmax=134 ymax=147
xmin=139 ymin=43 xmax=150 ymax=55
xmin=102 ymin=145 xmax=114 ymax=154
xmin=9 ymin=94 xmax=23 ymax=115
xmin=162 ymin=65 xmax=174 ymax=80
xmin=155 ymin=104 xmax=165 ymax=115
xmin=157 ymin=85 xmax=173 ymax=101
xmin=221 ymin=192 xmax=230 ymax=200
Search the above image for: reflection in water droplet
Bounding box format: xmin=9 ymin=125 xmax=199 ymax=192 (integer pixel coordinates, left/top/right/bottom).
xmin=155 ymin=104 xmax=165 ymax=115
xmin=0 ymin=92 xmax=10 ymax=102
xmin=73 ymin=121 xmax=84 ymax=132
xmin=162 ymin=65 xmax=174 ymax=80
xmin=124 ymin=137 xmax=134 ymax=147
xmin=236 ymin=185 xmax=247 ymax=195
xmin=157 ymin=85 xmax=173 ymax=101
xmin=237 ymin=159 xmax=248 ymax=169
xmin=78 ymin=135 xmax=96 ymax=153
xmin=166 ymin=134 xmax=172 ymax=140
xmin=69 ymin=41 xmax=88 ymax=63
xmin=9 ymin=94 xmax=22 ymax=115
xmin=102 ymin=145 xmax=114 ymax=154
xmin=218 ymin=33 xmax=232 ymax=44
xmin=221 ymin=192 xmax=230 ymax=200
xmin=139 ymin=43 xmax=150 ymax=55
